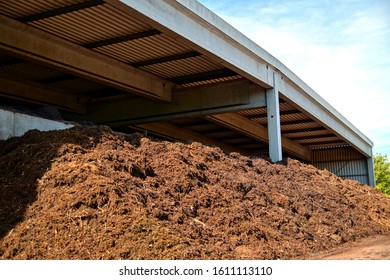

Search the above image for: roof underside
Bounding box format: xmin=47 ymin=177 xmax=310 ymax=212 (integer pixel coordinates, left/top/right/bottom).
xmin=0 ymin=0 xmax=372 ymax=161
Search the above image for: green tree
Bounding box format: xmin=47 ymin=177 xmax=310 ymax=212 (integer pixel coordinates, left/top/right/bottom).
xmin=374 ymin=153 xmax=390 ymax=197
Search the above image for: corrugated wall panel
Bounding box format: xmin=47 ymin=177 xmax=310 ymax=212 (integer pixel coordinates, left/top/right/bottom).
xmin=312 ymin=147 xmax=369 ymax=185
xmin=315 ymin=160 xmax=369 ymax=185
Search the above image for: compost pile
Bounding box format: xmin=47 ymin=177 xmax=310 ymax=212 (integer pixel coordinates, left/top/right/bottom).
xmin=0 ymin=126 xmax=389 ymax=260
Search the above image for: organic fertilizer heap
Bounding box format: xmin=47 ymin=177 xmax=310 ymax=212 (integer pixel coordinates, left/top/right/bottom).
xmin=0 ymin=126 xmax=389 ymax=259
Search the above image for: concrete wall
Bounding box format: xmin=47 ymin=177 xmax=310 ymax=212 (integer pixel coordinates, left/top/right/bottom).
xmin=0 ymin=109 xmax=73 ymax=140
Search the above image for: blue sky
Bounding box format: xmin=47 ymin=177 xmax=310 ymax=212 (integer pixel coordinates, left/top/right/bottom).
xmin=197 ymin=0 xmax=390 ymax=156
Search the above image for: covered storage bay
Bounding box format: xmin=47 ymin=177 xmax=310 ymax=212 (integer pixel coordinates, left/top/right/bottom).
xmin=0 ymin=0 xmax=375 ymax=186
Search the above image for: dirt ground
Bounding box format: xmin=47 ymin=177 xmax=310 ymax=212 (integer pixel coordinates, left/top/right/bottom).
xmin=307 ymin=235 xmax=390 ymax=260
xmin=0 ymin=126 xmax=389 ymax=260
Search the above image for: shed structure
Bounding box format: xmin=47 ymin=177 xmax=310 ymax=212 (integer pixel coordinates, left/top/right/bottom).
xmin=0 ymin=0 xmax=375 ymax=186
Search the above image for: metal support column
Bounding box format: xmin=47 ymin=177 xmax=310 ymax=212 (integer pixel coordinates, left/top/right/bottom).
xmin=267 ymin=72 xmax=282 ymax=162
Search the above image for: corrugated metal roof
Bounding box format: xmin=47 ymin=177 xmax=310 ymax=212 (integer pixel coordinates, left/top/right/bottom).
xmin=0 ymin=0 xmax=85 ymax=18
xmin=179 ymin=75 xmax=242 ymax=88
xmin=284 ymin=129 xmax=334 ymax=139
xmin=140 ymin=56 xmax=223 ymax=79
xmin=297 ymin=136 xmax=341 ymax=145
xmin=29 ymin=4 xmax=152 ymax=45
xmin=10 ymin=0 xmax=240 ymax=87
xmin=282 ymin=122 xmax=323 ymax=132
xmin=94 ymin=34 xmax=194 ymax=64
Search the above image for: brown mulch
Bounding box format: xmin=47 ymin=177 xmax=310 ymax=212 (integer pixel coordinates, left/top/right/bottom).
xmin=0 ymin=126 xmax=389 ymax=259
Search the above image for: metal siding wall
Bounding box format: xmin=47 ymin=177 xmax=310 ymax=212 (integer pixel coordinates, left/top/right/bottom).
xmin=312 ymin=147 xmax=369 ymax=185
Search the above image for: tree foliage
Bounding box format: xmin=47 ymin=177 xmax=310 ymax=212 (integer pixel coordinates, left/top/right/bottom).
xmin=374 ymin=153 xmax=390 ymax=197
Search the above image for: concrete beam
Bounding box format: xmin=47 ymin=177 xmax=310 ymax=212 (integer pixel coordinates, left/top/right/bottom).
xmin=0 ymin=15 xmax=173 ymax=102
xmin=205 ymin=113 xmax=268 ymax=143
xmin=0 ymin=76 xmax=88 ymax=114
xmin=134 ymin=122 xmax=249 ymax=154
xmin=81 ymin=80 xmax=266 ymax=126
xmin=205 ymin=113 xmax=312 ymax=161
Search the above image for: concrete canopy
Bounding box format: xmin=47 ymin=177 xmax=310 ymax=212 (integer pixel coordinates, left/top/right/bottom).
xmin=0 ymin=0 xmax=374 ymax=185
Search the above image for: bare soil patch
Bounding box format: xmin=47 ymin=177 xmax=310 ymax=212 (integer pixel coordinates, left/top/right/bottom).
xmin=0 ymin=126 xmax=389 ymax=259
xmin=306 ymin=235 xmax=390 ymax=260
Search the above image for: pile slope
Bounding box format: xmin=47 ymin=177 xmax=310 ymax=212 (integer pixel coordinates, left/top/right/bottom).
xmin=0 ymin=126 xmax=389 ymax=259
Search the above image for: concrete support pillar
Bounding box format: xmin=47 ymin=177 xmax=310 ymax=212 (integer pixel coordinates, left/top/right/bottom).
xmin=266 ymin=72 xmax=283 ymax=162
xmin=367 ymin=156 xmax=376 ymax=187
